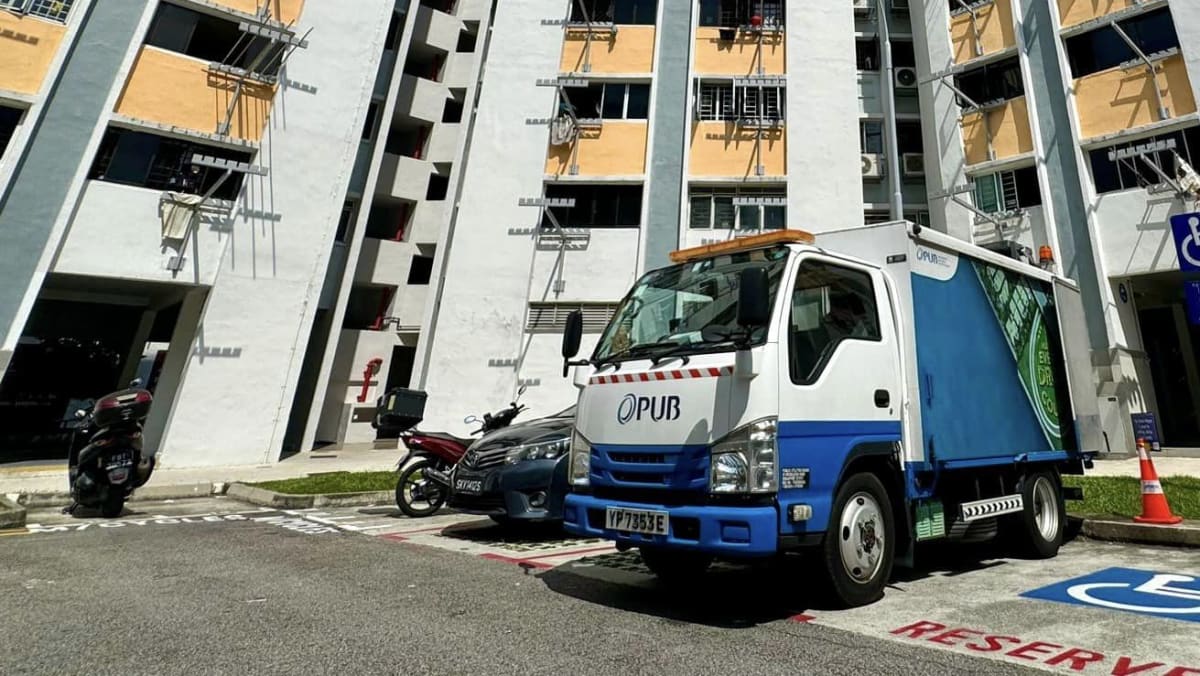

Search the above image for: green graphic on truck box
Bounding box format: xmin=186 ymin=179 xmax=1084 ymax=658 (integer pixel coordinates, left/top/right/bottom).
xmin=973 ymin=261 xmax=1062 ymax=449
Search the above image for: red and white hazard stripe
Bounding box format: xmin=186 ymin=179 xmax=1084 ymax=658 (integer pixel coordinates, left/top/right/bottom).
xmin=589 ymin=366 xmax=733 ymax=385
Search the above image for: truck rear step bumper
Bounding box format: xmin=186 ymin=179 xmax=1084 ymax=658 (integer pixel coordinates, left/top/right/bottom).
xmin=563 ymin=494 xmax=779 ymax=557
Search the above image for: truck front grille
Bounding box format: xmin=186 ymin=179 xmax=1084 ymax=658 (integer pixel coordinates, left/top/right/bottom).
xmin=589 ymin=444 xmax=709 ymax=490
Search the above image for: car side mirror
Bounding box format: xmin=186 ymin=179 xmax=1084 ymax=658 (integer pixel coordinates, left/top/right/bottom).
xmin=737 ymin=266 xmax=771 ymax=330
xmin=561 ymin=310 xmax=584 ymax=377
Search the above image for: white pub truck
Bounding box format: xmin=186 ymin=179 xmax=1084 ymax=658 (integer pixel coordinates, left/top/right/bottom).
xmin=557 ymin=221 xmax=1100 ymax=608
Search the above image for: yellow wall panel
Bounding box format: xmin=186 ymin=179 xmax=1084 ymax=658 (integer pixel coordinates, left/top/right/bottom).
xmin=210 ymin=0 xmax=304 ymax=24
xmin=1057 ymin=0 xmax=1139 ymax=29
xmin=694 ymin=28 xmax=785 ymax=76
xmin=115 ymin=47 xmax=275 ymax=142
xmin=560 ymin=26 xmax=656 ymax=74
xmin=951 ymin=0 xmax=1015 ymax=64
xmin=1075 ymin=55 xmax=1197 ymax=140
xmin=688 ymin=121 xmax=786 ymax=177
xmin=0 ymin=12 xmax=67 ymax=95
xmin=546 ymin=121 xmax=648 ymax=176
xmin=961 ymin=96 xmax=1034 ymax=165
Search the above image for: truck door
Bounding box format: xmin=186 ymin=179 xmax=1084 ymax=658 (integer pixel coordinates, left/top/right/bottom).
xmin=776 ymin=256 xmax=903 ymax=535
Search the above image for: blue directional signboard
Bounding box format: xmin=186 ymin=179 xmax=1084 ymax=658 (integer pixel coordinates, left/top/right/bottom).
xmin=1023 ymin=567 xmax=1200 ymax=623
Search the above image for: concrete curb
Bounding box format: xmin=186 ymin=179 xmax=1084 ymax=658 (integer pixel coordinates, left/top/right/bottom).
xmin=1079 ymin=516 xmax=1200 ymax=549
xmin=225 ymin=483 xmax=393 ymax=509
xmin=0 ymin=494 xmax=26 ymax=529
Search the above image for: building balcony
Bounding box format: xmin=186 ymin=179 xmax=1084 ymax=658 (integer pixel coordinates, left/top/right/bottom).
xmin=688 ymin=122 xmax=787 ymax=178
xmin=53 ymin=180 xmax=231 ymax=286
xmin=413 ymin=3 xmax=462 ymax=54
xmin=115 ymin=47 xmax=275 ymax=142
xmin=443 ymin=51 xmax=477 ymax=87
xmin=560 ymin=26 xmax=656 ymax=74
xmin=961 ymin=96 xmax=1034 ymax=166
xmin=409 ymin=200 xmax=447 ymax=244
xmin=209 ymin=0 xmax=304 ymax=24
xmin=396 ymin=73 xmax=450 ymax=125
xmin=427 ymin=122 xmax=462 ymax=163
xmin=1057 ymin=0 xmax=1149 ymax=30
xmin=377 ymin=152 xmax=433 ymax=202
xmin=951 ymin=0 xmax=1016 ymax=64
xmin=694 ymin=28 xmax=784 ymax=76
xmin=0 ymin=11 xmax=67 ymax=96
xmin=1074 ymin=54 xmax=1196 ymax=141
xmin=355 ymin=237 xmax=416 ymax=287
xmin=546 ymin=121 xmax=647 ymax=177
xmin=395 ymin=285 xmax=429 ymax=326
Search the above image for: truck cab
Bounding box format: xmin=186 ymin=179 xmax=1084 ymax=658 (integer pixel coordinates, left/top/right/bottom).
xmin=559 ymin=223 xmax=1094 ymax=608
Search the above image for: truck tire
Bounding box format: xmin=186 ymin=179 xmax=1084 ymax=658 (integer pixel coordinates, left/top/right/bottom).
xmin=1010 ymin=470 xmax=1065 ymax=559
xmin=820 ymin=472 xmax=895 ymax=608
xmin=639 ymin=547 xmax=713 ymax=586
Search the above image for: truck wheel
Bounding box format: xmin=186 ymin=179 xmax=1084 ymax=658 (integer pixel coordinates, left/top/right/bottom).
xmin=820 ymin=472 xmax=895 ymax=608
xmin=639 ymin=547 xmax=713 ymax=585
xmin=1011 ymin=470 xmax=1065 ymax=559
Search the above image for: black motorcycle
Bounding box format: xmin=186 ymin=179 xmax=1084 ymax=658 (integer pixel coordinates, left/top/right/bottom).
xmin=63 ymin=381 xmax=156 ymax=517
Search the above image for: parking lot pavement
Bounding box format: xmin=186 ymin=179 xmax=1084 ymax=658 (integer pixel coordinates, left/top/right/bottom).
xmin=3 ymin=501 xmax=1034 ymax=676
xmin=5 ymin=499 xmax=1199 ymax=675
xmin=294 ymin=505 xmax=1200 ymax=675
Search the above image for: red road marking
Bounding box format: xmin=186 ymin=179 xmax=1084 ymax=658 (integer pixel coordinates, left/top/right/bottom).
xmin=790 ymin=614 xmax=816 ymax=623
xmin=520 ymin=544 xmax=617 ymax=561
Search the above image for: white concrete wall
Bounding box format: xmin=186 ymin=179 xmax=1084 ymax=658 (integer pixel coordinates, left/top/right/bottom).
xmin=1093 ymin=190 xmax=1189 ymax=277
xmin=419 ymin=0 xmax=561 ymax=435
xmin=427 ymin=122 xmax=462 ymax=162
xmin=379 ymin=152 xmax=433 ymax=201
xmin=157 ymin=0 xmax=393 ymax=467
xmin=787 ymin=3 xmax=863 ymax=232
xmin=316 ymin=327 xmax=399 ymax=444
xmin=53 ymin=181 xmax=232 ymax=286
xmin=909 ymin=0 xmax=974 ymax=241
xmin=1169 ymin=2 xmax=1200 ymax=111
xmin=413 ymin=4 xmax=462 ymax=54
xmin=409 ymin=200 xmax=446 ymax=244
xmin=396 ymin=74 xmax=448 ymax=124
xmin=528 ymin=230 xmax=641 ymax=304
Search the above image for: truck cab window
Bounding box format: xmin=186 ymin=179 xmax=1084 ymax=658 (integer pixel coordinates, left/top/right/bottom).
xmin=788 ymin=261 xmax=880 ymax=384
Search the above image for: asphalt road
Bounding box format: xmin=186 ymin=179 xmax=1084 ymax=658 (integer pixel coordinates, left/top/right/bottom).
xmin=1 ymin=500 xmax=1040 ymax=676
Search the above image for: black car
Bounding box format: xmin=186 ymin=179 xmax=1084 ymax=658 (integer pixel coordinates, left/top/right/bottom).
xmin=448 ymin=405 xmax=575 ymax=525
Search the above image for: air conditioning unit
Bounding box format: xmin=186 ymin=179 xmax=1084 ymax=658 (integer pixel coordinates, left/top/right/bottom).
xmin=862 ymin=153 xmax=884 ymax=179
xmin=895 ymin=67 xmax=918 ymax=89
xmin=852 ymin=0 xmax=871 ymax=13
xmin=902 ymin=153 xmax=926 ymax=177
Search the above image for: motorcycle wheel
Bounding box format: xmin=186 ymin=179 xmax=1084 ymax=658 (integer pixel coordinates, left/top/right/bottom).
xmin=101 ymin=492 xmax=125 ymax=518
xmin=395 ymin=458 xmax=446 ymax=518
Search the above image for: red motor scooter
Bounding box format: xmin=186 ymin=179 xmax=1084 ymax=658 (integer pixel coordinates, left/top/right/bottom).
xmin=391 ymin=388 xmax=527 ymax=517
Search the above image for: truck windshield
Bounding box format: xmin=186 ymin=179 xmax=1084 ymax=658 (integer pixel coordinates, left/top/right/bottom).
xmin=593 ymin=246 xmax=790 ymax=363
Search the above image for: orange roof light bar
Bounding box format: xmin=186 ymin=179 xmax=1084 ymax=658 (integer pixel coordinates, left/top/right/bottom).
xmin=668 ymin=230 xmax=816 ymax=264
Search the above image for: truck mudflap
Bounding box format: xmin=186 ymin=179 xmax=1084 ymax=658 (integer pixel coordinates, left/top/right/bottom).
xmin=562 ymin=494 xmax=780 ymax=557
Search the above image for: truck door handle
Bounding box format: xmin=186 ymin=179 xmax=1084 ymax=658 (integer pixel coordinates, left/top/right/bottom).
xmin=874 ymin=389 xmax=890 ymax=408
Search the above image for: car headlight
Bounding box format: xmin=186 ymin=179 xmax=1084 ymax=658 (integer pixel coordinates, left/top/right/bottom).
xmin=710 ymin=417 xmax=777 ymax=494
xmin=568 ymin=429 xmax=591 ymax=486
xmin=504 ymin=436 xmax=571 ymax=465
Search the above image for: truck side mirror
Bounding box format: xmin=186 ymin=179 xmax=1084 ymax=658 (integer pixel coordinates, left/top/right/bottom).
xmin=737 ymin=267 xmax=771 ymax=329
xmin=561 ymin=310 xmax=583 ymax=378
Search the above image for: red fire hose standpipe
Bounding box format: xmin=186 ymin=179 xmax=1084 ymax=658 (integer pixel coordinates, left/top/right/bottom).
xmin=357 ymin=357 xmax=383 ymax=403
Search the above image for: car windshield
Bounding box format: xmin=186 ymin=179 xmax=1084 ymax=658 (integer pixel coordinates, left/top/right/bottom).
xmin=593 ymin=245 xmax=790 ymax=363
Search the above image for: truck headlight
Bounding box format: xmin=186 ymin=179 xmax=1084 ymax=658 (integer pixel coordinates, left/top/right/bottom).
xmin=504 ymin=437 xmax=570 ymax=465
xmin=568 ymin=429 xmax=592 ymax=486
xmin=710 ymin=417 xmax=777 ymax=494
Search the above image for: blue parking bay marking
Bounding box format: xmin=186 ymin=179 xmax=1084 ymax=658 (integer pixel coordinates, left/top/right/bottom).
xmin=1022 ymin=567 xmax=1200 ymax=623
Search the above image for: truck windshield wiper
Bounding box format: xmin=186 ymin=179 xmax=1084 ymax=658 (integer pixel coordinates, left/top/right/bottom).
xmin=595 ymin=341 xmax=679 ymax=368
xmin=649 ymin=333 xmax=740 ymax=366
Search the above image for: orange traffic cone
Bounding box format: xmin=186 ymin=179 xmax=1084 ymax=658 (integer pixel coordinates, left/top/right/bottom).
xmin=1133 ymin=438 xmax=1183 ymax=525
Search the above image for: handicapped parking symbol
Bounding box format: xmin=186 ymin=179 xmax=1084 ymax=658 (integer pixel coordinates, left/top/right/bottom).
xmin=1023 ymin=567 xmax=1200 ymax=622
xmin=1170 ymin=213 xmax=1200 ymax=272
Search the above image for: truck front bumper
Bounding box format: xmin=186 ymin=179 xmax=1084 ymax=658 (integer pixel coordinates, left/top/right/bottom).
xmin=563 ymin=494 xmax=779 ymax=557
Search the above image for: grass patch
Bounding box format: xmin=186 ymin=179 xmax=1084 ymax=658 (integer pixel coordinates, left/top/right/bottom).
xmin=250 ymin=471 xmax=396 ymax=495
xmin=1063 ymin=475 xmax=1200 ymax=520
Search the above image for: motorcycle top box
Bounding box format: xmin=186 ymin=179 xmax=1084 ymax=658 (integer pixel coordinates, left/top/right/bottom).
xmin=92 ymin=388 xmax=152 ymax=428
xmin=374 ymin=387 xmax=427 ymax=433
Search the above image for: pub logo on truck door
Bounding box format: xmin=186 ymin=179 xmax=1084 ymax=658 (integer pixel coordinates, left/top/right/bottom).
xmin=617 ymin=394 xmax=681 ymax=424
